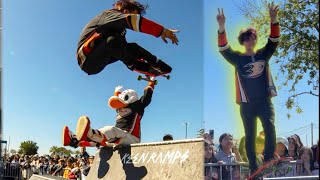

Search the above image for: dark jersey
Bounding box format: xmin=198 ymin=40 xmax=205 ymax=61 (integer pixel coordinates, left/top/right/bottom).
xmin=115 ymin=86 xmax=153 ymax=139
xmin=77 ymin=9 xmax=164 ymax=51
xmin=218 ymin=23 xmax=280 ymax=104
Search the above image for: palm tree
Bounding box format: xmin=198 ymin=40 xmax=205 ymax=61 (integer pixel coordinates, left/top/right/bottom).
xmin=10 ymin=149 xmax=17 ymax=155
xmin=49 ymin=146 xmax=59 ymax=156
xmin=197 ymin=128 xmax=205 ymax=138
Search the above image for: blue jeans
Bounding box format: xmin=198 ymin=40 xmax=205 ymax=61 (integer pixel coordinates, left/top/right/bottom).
xmin=240 ymin=99 xmax=276 ymax=171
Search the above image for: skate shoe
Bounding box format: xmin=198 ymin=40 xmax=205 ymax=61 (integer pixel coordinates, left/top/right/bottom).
xmin=76 ymin=116 xmax=106 ymax=143
xmin=62 ymin=126 xmax=79 ymax=148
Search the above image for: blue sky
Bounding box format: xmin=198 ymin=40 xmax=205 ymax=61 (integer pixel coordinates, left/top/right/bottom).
xmin=2 ymin=0 xmax=203 ymax=155
xmin=204 ymin=0 xmax=319 ymax=146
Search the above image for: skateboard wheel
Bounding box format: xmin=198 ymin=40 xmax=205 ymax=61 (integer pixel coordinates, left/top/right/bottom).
xmin=154 ymin=80 xmax=158 ymax=85
xmin=137 ymin=75 xmax=142 ymax=81
xmin=166 ymin=75 xmax=171 ymax=80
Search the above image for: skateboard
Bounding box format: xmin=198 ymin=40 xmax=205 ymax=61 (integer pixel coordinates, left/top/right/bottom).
xmin=246 ymin=157 xmax=292 ymax=179
xmin=78 ymin=139 xmax=125 ymax=151
xmin=134 ymin=59 xmax=171 ymax=85
xmin=81 ymin=137 xmax=120 ymax=147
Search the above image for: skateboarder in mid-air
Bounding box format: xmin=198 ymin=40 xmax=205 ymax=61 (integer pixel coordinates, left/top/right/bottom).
xmin=77 ymin=0 xmax=178 ymax=75
xmin=216 ymin=2 xmax=280 ymax=177
xmin=63 ymin=80 xmax=156 ymax=148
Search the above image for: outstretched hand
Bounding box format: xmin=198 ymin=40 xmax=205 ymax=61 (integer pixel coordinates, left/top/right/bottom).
xmin=216 ymin=8 xmax=226 ymax=26
xmin=160 ymin=28 xmax=179 ymax=45
xmin=217 ymin=8 xmax=226 ymax=33
xmin=268 ymin=2 xmax=279 ymax=23
xmin=115 ymin=85 xmax=123 ymax=92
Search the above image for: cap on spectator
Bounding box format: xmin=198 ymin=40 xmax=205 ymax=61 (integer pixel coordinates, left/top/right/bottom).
xmin=276 ymin=137 xmax=289 ymax=150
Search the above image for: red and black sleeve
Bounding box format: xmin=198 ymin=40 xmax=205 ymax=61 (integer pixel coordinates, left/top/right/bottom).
xmin=260 ymin=22 xmax=281 ymax=60
xmin=218 ymin=31 xmax=240 ymax=65
xmin=139 ymin=84 xmax=154 ymax=108
xmin=126 ymin=14 xmax=164 ymax=37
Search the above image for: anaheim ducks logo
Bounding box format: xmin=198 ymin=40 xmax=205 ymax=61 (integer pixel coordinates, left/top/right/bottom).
xmin=243 ymin=60 xmax=265 ymax=78
xmin=117 ymin=108 xmax=132 ymax=119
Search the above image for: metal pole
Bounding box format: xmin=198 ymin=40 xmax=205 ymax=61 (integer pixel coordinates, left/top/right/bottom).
xmin=311 ymin=123 xmax=313 ymax=145
xmin=306 ymin=134 xmax=308 ymax=147
xmin=8 ymin=137 xmax=10 ymax=156
xmin=185 ymin=123 xmax=187 ymax=139
xmin=183 ymin=122 xmax=190 ymax=139
xmin=0 ymin=0 xmax=2 ymax=163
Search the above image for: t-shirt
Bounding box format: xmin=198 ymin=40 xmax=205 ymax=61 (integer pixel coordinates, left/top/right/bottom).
xmin=215 ymin=150 xmax=236 ymax=163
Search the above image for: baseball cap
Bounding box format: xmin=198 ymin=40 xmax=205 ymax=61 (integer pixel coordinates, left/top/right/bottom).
xmin=276 ymin=137 xmax=289 ymax=150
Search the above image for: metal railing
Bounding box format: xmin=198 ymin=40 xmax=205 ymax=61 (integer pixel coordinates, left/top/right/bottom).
xmin=205 ymin=162 xmax=249 ymax=180
xmin=205 ymin=161 xmax=319 ymax=180
xmin=1 ymin=163 xmax=22 ymax=180
xmin=0 ymin=163 xmax=82 ymax=180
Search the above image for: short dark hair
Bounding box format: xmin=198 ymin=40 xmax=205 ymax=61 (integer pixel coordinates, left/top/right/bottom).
xmin=163 ymin=134 xmax=173 ymax=141
xmin=113 ymin=0 xmax=148 ymax=15
xmin=218 ymin=133 xmax=233 ymax=151
xmin=238 ymin=27 xmax=257 ymax=45
xmin=219 ymin=133 xmax=233 ymax=143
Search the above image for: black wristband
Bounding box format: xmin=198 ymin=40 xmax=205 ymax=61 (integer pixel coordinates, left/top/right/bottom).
xmin=272 ymin=22 xmax=279 ymax=26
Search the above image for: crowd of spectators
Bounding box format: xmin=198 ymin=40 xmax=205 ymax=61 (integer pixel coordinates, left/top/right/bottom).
xmin=1 ymin=133 xmax=318 ymax=180
xmin=1 ymin=147 xmax=93 ymax=180
xmin=204 ymin=132 xmax=319 ymax=180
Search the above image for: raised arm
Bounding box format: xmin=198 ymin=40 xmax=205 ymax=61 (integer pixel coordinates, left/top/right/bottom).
xmin=140 ymin=81 xmax=155 ymax=108
xmin=268 ymin=2 xmax=280 ymax=43
xmin=260 ymin=2 xmax=281 ymax=60
xmin=216 ymin=8 xmax=239 ymax=65
xmin=126 ymin=14 xmax=179 ymax=45
xmin=99 ymin=10 xmax=179 ymax=45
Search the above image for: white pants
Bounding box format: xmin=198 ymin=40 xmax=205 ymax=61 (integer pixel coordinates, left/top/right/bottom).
xmin=99 ymin=126 xmax=140 ymax=145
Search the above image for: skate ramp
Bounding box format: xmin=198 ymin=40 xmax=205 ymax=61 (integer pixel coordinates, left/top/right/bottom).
xmin=87 ymin=138 xmax=204 ymax=180
xmin=29 ymin=175 xmax=70 ymax=180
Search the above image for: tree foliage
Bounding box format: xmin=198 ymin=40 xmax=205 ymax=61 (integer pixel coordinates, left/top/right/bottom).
xmin=10 ymin=149 xmax=17 ymax=155
xmin=197 ymin=128 xmax=205 ymax=138
xmin=49 ymin=146 xmax=74 ymax=157
xmin=18 ymin=141 xmax=39 ymax=155
xmin=236 ymin=0 xmax=319 ymax=117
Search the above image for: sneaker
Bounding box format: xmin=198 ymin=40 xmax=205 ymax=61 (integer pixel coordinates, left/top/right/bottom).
xmin=76 ymin=116 xmax=106 ymax=143
xmin=62 ymin=126 xmax=79 ymax=148
xmin=152 ymin=60 xmax=172 ymax=73
xmin=131 ymin=60 xmax=151 ymax=72
xmin=76 ymin=116 xmax=92 ymax=141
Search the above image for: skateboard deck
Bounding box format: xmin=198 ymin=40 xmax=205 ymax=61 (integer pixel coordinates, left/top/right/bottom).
xmin=133 ymin=59 xmax=171 ymax=84
xmin=78 ymin=140 xmax=127 ymax=151
xmin=246 ymin=157 xmax=292 ymax=179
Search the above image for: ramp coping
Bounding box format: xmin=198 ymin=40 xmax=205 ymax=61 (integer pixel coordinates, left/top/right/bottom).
xmin=30 ymin=175 xmax=70 ymax=180
xmin=263 ymin=176 xmax=319 ymax=180
xmin=129 ymin=138 xmax=203 ymax=147
xmin=31 ymin=175 xmax=54 ymax=180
